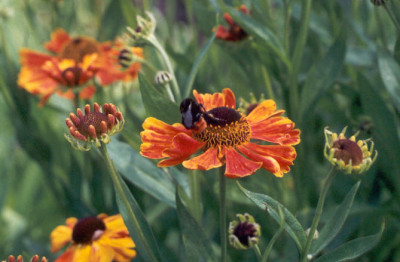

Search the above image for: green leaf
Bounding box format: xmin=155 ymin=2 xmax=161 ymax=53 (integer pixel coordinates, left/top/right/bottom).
xmin=393 ymin=37 xmax=400 ymax=64
xmin=377 ymin=49 xmax=400 ymax=112
xmin=107 ymin=139 xmax=190 ymax=208
xmin=310 ymin=181 xmax=361 ymax=256
xmin=359 ymin=73 xmax=400 ymax=188
xmin=100 ymin=0 xmax=125 ymax=40
xmin=225 ymin=6 xmax=290 ymax=69
xmin=176 ymin=189 xmax=216 ymax=262
xmin=139 ymin=74 xmax=180 ymax=124
xmin=298 ymin=34 xmax=346 ymax=121
xmin=183 ymin=32 xmax=216 ymax=98
xmin=313 ymin=221 xmax=385 ymax=262
xmin=113 ymin=170 xmax=162 ymax=262
xmin=119 ymin=0 xmax=137 ymax=27
xmin=237 ymin=181 xmax=307 ymax=251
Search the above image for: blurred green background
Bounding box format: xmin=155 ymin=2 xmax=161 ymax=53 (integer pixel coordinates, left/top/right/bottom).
xmin=1 ymin=0 xmax=400 ymax=261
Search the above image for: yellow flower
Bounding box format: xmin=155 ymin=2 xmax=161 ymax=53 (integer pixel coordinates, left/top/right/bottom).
xmin=51 ymin=214 xmax=136 ymax=262
xmin=324 ymin=127 xmax=377 ymax=174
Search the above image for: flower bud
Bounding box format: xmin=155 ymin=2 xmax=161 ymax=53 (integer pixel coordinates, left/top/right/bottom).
xmin=127 ymin=12 xmax=156 ymax=45
xmin=228 ymin=213 xmax=261 ymax=250
xmin=154 ymin=71 xmax=173 ymax=86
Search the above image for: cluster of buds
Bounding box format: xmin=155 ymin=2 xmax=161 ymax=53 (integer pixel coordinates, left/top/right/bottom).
xmin=65 ymin=103 xmax=125 ymax=151
xmin=324 ymin=127 xmax=377 ymax=174
xmin=228 ymin=213 xmax=261 ymax=250
xmin=2 ymin=255 xmax=47 ymax=262
xmin=126 ymin=12 xmax=156 ymax=45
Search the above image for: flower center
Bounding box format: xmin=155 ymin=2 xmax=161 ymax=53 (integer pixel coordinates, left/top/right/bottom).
xmin=72 ymin=216 xmax=106 ymax=244
xmin=61 ymin=66 xmax=82 ymax=86
xmin=233 ymin=221 xmax=256 ymax=247
xmin=332 ymin=139 xmax=363 ymax=165
xmin=194 ymin=107 xmax=250 ymax=150
xmin=77 ymin=112 xmax=109 ymax=137
xmin=59 ymin=37 xmax=100 ymax=62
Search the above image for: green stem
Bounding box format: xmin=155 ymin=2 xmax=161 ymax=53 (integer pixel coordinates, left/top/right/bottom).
xmin=254 ymin=244 xmax=262 ymax=262
xmin=99 ymin=142 xmax=158 ymax=262
xmin=383 ymin=3 xmax=400 ymax=35
xmin=283 ymin=0 xmax=293 ymax=55
xmin=301 ymin=167 xmax=337 ymax=262
xmin=189 ymin=170 xmax=202 ymax=223
xmin=261 ymin=66 xmax=275 ymax=101
xmin=148 ymin=35 xmax=181 ymax=101
xmin=289 ymin=0 xmax=312 ymax=120
xmin=219 ymin=169 xmax=227 ymax=262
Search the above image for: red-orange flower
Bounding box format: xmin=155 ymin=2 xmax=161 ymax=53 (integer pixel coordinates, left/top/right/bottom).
xmin=18 ymin=28 xmax=143 ymax=106
xmin=50 ymin=214 xmax=136 ymax=262
xmin=215 ymin=5 xmax=249 ymax=41
xmin=140 ymin=88 xmax=300 ymax=178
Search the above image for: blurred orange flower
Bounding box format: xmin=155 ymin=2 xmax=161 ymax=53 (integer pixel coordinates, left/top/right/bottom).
xmin=215 ymin=5 xmax=249 ymax=41
xmin=18 ymin=28 xmax=143 ymax=106
xmin=51 ymin=214 xmax=136 ymax=262
xmin=140 ymin=88 xmax=300 ymax=178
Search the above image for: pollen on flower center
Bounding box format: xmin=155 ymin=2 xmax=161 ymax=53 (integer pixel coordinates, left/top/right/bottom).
xmin=72 ymin=216 xmax=106 ymax=244
xmin=194 ymin=107 xmax=250 ymax=150
xmin=59 ymin=37 xmax=100 ymax=62
xmin=332 ymin=139 xmax=363 ymax=165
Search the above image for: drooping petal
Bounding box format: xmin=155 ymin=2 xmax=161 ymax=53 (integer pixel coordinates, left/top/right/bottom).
xmin=183 ymin=147 xmax=224 ymax=170
xmin=90 ymin=242 xmax=114 ymax=262
xmin=193 ymin=88 xmax=236 ymax=110
xmin=250 ymin=116 xmax=300 ymax=145
xmin=237 ymin=145 xmax=281 ymax=176
xmin=54 ymin=246 xmax=76 ymax=262
xmin=71 ymin=245 xmax=92 ymax=262
xmin=224 ymin=147 xmax=262 ymax=178
xmin=244 ymin=142 xmax=297 ymax=175
xmin=158 ymin=133 xmax=203 ymax=167
xmin=44 ymin=28 xmax=71 ymax=53
xmin=50 ymin=217 xmax=77 ymax=253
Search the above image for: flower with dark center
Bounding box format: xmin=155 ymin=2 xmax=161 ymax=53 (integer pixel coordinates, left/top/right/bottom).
xmin=65 ymin=103 xmax=124 ymax=151
xmin=140 ymin=88 xmax=300 ymax=178
xmin=215 ymin=5 xmax=249 ymax=42
xmin=228 ymin=213 xmax=261 ymax=249
xmin=324 ymin=127 xmax=377 ymax=174
xmin=50 ymin=214 xmax=136 ymax=262
xmin=18 ymin=28 xmax=143 ymax=106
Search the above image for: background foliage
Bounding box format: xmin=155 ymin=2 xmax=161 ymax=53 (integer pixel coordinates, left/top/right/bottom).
xmin=0 ymin=0 xmax=399 ymax=261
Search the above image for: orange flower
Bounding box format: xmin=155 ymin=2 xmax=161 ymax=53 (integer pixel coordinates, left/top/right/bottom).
xmin=18 ymin=28 xmax=143 ymax=106
xmin=215 ymin=5 xmax=248 ymax=42
xmin=140 ymin=88 xmax=300 ymax=178
xmin=51 ymin=214 xmax=136 ymax=262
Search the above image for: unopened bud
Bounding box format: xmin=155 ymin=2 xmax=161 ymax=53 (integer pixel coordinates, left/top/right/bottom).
xmin=154 ymin=71 xmax=173 ymax=86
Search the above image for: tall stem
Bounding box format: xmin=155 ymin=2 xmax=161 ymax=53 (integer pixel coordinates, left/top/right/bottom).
xmin=301 ymin=167 xmax=337 ymax=262
xmin=383 ymin=3 xmax=400 ymax=34
xmin=99 ymin=142 xmax=158 ymax=262
xmin=219 ymin=169 xmax=227 ymax=262
xmin=189 ymin=170 xmax=202 ymax=223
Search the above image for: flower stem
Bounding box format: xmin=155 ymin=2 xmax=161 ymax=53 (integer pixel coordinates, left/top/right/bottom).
xmin=189 ymin=170 xmax=202 ymax=223
xmin=219 ymin=169 xmax=227 ymax=262
xmin=254 ymin=244 xmax=262 ymax=262
xmin=301 ymin=167 xmax=337 ymax=262
xmin=148 ymin=35 xmax=181 ymax=102
xmin=99 ymin=142 xmax=158 ymax=262
xmin=383 ymin=3 xmax=400 ymax=35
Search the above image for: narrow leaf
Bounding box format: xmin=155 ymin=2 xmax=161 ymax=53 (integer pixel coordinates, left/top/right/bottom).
xmin=114 ymin=171 xmax=162 ymax=262
xmin=184 ymin=32 xmax=216 ymax=98
xmin=176 ymin=190 xmax=216 ymax=261
xmin=377 ymin=49 xmax=400 ymax=112
xmin=313 ymin=221 xmax=385 ymax=262
xmin=108 ymin=139 xmax=190 ymax=208
xmin=237 ymin=181 xmax=307 ymax=251
xmin=299 ymin=34 xmax=346 ymax=121
xmin=310 ymin=181 xmax=361 ymax=256
xmin=139 ymin=74 xmax=180 ymax=124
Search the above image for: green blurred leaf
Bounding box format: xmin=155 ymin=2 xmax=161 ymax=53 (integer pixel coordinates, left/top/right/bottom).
xmin=359 ymin=73 xmax=400 ymax=188
xmin=100 ymin=0 xmax=125 ymax=39
xmin=299 ymin=34 xmax=346 ymax=121
xmin=225 ymin=6 xmax=290 ymax=69
xmin=184 ymin=32 xmax=216 ymax=98
xmin=377 ymin=49 xmax=400 ymax=112
xmin=313 ymin=221 xmax=385 ymax=262
xmin=176 ymin=189 xmax=216 ymax=261
xmin=310 ymin=181 xmax=361 ymax=256
xmin=113 ymin=170 xmax=162 ymax=262
xmin=237 ymin=181 xmax=307 ymax=251
xmin=139 ymin=74 xmax=180 ymax=124
xmin=119 ymin=0 xmax=137 ymax=27
xmin=394 ymin=37 xmax=400 ymax=64
xmin=107 ymin=139 xmax=189 ymax=208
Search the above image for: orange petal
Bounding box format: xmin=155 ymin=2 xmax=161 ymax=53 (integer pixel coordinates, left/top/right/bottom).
xmin=19 ymin=49 xmax=52 ymax=66
xmin=246 ymin=100 xmax=282 ymax=123
xmin=54 ymin=246 xmax=76 ymax=262
xmin=238 ymin=144 xmax=282 ymax=177
xmin=158 ymin=133 xmax=203 ymax=167
xmin=183 ymin=147 xmax=223 ymax=170
xmin=224 ymin=147 xmax=262 ymax=178
xmin=44 ymin=28 xmax=71 ymax=53
xmin=250 ymin=116 xmax=300 ymax=145
xmin=193 ymin=88 xmax=236 ymax=111
xmin=79 ymin=85 xmax=96 ymax=99
xmin=50 ymin=217 xmax=77 ymax=253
